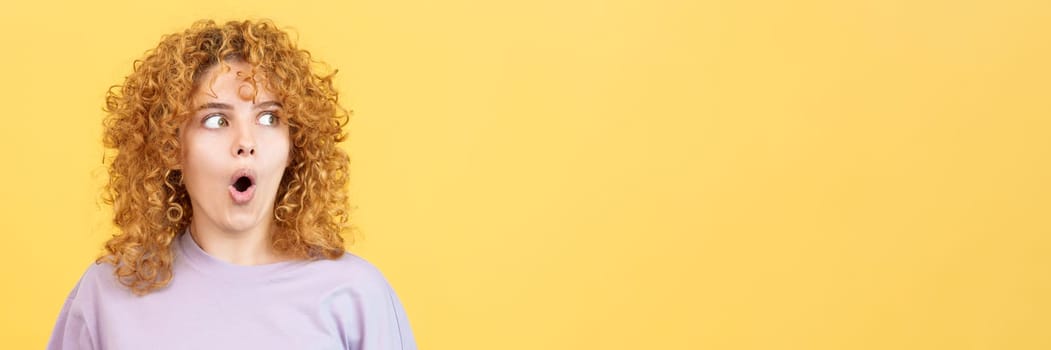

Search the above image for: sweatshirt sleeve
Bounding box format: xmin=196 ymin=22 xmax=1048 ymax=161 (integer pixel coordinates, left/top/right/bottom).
xmin=376 ymin=282 xmax=416 ymax=350
xmin=47 ymin=272 xmax=96 ymax=350
xmin=339 ymin=263 xmax=417 ymax=350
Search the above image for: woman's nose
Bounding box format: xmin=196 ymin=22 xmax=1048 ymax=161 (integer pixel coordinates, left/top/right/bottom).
xmin=233 ymin=124 xmax=256 ymax=157
xmin=236 ymin=144 xmax=255 ymax=156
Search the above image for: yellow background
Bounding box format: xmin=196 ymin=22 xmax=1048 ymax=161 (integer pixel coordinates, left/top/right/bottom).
xmin=2 ymin=0 xmax=1049 ymax=349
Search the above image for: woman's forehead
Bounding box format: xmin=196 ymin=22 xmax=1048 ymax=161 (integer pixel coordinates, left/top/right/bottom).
xmin=193 ymin=61 xmax=276 ymax=103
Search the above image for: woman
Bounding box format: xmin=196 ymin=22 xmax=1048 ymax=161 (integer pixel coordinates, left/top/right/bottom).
xmin=48 ymin=19 xmax=416 ymax=350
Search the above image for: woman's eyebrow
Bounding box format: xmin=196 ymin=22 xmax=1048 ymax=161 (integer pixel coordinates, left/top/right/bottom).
xmin=255 ymin=101 xmax=283 ymax=109
xmin=197 ymin=102 xmax=233 ymax=110
xmin=195 ymin=101 xmax=282 ymax=111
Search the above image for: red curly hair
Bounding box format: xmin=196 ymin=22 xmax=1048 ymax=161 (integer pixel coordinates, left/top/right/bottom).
xmin=98 ymin=19 xmax=353 ymax=296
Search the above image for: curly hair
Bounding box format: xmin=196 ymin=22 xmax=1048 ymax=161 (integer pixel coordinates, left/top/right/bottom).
xmin=98 ymin=19 xmax=353 ymax=296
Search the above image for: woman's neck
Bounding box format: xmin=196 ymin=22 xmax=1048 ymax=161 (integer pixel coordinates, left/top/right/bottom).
xmin=187 ymin=220 xmax=290 ymax=266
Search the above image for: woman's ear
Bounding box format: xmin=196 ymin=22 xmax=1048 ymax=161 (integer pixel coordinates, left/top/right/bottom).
xmin=171 ymin=152 xmax=183 ymax=170
xmin=172 ymin=127 xmax=184 ymax=170
xmin=171 ymin=151 xmax=183 ymax=170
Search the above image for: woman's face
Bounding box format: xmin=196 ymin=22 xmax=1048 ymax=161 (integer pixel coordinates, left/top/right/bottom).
xmin=178 ymin=60 xmax=291 ymax=234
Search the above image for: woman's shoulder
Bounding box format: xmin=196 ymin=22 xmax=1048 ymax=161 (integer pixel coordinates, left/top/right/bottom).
xmin=311 ymin=252 xmax=395 ymax=279
xmin=81 ymin=258 xmax=135 ymax=293
xmin=305 ymin=251 xmax=395 ymax=287
xmin=57 ymin=259 xmax=127 ymax=317
xmin=299 ymin=252 xmax=417 ymax=348
xmin=69 ymin=259 xmax=117 ymax=293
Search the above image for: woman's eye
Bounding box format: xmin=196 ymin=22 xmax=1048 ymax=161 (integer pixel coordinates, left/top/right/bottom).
xmin=259 ymin=112 xmax=279 ymax=126
xmin=203 ymin=115 xmax=228 ymax=129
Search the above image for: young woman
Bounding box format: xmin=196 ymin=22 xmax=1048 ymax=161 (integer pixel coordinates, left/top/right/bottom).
xmin=48 ymin=19 xmax=416 ymax=350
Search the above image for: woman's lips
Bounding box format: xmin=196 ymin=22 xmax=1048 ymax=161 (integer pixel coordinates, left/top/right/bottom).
xmin=228 ymin=169 xmax=257 ymax=204
xmin=229 ymin=184 xmax=255 ymax=204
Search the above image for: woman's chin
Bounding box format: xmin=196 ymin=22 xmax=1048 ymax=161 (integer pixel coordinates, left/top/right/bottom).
xmin=221 ymin=213 xmax=270 ymax=233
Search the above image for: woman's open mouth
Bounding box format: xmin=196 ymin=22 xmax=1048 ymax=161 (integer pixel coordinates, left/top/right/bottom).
xmin=228 ymin=170 xmax=256 ymax=205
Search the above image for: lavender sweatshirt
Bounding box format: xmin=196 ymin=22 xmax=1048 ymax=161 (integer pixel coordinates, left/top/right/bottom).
xmin=47 ymin=230 xmax=416 ymax=350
